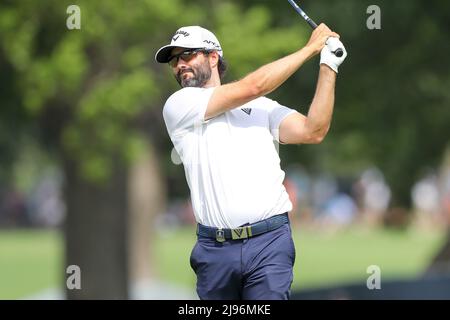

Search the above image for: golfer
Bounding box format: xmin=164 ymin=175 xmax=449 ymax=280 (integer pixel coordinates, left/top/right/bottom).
xmin=155 ymin=25 xmax=347 ymax=300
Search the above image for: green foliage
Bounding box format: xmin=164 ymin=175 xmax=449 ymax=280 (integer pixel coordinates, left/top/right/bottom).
xmin=1 ymin=0 xmax=449 ymax=204
xmin=213 ymin=2 xmax=306 ymax=77
xmin=0 ymin=0 xmax=202 ymax=183
xmin=281 ymin=0 xmax=450 ymax=206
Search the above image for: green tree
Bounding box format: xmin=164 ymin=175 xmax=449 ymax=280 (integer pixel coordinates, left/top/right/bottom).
xmin=292 ymin=0 xmax=450 ymax=208
xmin=0 ymin=0 xmax=200 ymax=298
xmin=0 ymin=0 xmax=304 ymax=298
xmin=2 ymin=0 xmax=449 ymax=296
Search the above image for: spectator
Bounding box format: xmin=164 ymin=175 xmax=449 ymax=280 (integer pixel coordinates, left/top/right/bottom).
xmin=356 ymin=168 xmax=391 ymax=226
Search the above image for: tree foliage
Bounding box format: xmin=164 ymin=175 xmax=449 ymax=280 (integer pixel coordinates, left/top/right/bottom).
xmin=1 ymin=0 xmax=449 ymax=207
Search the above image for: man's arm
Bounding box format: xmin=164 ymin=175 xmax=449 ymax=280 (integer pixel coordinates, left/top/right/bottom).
xmin=205 ymin=24 xmax=338 ymax=120
xmin=279 ymin=65 xmax=336 ymax=144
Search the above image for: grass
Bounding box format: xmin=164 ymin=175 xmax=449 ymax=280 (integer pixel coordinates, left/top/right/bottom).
xmin=292 ymin=225 xmax=444 ymax=289
xmin=152 ymin=225 xmax=446 ymax=291
xmin=0 ymin=225 xmax=446 ymax=299
xmin=0 ymin=229 xmax=63 ymax=299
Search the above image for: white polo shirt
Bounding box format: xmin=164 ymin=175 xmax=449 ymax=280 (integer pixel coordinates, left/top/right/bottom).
xmin=163 ymin=87 xmax=296 ymax=229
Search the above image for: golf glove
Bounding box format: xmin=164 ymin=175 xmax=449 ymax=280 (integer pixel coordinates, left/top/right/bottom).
xmin=320 ymin=37 xmax=347 ymax=73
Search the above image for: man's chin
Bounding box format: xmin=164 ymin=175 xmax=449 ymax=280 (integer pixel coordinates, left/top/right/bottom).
xmin=181 ymin=78 xmax=202 ymax=88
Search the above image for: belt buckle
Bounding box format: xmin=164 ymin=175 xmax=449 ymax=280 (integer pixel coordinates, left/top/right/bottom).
xmin=231 ymin=226 xmax=252 ymax=240
xmin=216 ymin=229 xmax=225 ymax=242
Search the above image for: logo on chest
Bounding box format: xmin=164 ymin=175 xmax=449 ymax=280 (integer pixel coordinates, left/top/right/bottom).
xmin=241 ymin=108 xmax=252 ymax=115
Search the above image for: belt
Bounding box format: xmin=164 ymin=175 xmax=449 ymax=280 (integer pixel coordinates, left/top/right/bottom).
xmin=196 ymin=213 xmax=289 ymax=242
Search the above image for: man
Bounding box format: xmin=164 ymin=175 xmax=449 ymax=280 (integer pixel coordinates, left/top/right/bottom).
xmin=155 ymin=25 xmax=347 ymax=300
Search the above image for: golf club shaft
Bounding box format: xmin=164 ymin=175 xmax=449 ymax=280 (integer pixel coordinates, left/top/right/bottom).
xmin=288 ymin=0 xmax=317 ymax=29
xmin=288 ymin=0 xmax=344 ymax=57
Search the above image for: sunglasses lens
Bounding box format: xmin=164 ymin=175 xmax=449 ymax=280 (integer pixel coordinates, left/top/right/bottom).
xmin=180 ymin=51 xmax=196 ymax=61
xmin=168 ymin=50 xmax=205 ymax=67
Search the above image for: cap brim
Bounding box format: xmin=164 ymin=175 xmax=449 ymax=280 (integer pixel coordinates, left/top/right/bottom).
xmin=155 ymin=44 xmax=201 ymax=63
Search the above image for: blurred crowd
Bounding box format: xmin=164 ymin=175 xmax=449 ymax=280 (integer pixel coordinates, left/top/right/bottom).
xmin=2 ymin=164 xmax=450 ymax=231
xmin=0 ymin=168 xmax=65 ymax=228
xmin=158 ymin=164 xmax=450 ymax=232
xmin=283 ymin=165 xmax=450 ymax=231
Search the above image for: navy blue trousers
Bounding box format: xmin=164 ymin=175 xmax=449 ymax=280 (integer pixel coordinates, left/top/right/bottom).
xmin=190 ymin=220 xmax=296 ymax=300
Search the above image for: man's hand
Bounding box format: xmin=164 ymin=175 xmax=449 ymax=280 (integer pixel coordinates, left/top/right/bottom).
xmin=305 ymin=23 xmax=339 ymax=56
xmin=320 ymin=38 xmax=347 ymax=73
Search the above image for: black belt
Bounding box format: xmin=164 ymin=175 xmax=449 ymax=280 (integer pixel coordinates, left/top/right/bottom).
xmin=196 ymin=213 xmax=289 ymax=242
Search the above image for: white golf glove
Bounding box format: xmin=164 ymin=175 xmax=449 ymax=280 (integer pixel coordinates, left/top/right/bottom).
xmin=320 ymin=37 xmax=347 ymax=73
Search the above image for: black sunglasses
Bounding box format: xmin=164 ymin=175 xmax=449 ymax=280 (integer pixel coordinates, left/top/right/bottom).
xmin=168 ymin=49 xmax=210 ymax=67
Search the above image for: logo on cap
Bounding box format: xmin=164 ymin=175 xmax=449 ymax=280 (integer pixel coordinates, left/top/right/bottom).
xmin=203 ymin=39 xmax=221 ymax=50
xmin=172 ymin=30 xmax=190 ymax=42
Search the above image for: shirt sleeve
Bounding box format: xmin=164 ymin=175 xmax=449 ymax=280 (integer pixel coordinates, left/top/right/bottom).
xmin=263 ymin=97 xmax=298 ymax=142
xmin=162 ymin=87 xmax=215 ymax=137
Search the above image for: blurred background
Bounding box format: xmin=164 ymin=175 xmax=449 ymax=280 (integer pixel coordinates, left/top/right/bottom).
xmin=0 ymin=0 xmax=449 ymax=299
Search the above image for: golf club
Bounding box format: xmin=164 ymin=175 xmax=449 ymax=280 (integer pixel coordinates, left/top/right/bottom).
xmin=288 ymin=0 xmax=344 ymax=57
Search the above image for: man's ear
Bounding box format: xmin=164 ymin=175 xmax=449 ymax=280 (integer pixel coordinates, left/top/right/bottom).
xmin=209 ymin=51 xmax=220 ymax=68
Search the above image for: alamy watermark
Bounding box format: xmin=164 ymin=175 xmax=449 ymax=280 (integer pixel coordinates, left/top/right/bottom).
xmin=367 ymin=5 xmax=381 ymax=30
xmin=366 ymin=265 xmax=381 ymax=290
xmin=66 ymin=265 xmax=81 ymax=290
xmin=66 ymin=5 xmax=81 ymax=30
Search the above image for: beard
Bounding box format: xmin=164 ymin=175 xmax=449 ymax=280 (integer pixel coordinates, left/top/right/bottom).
xmin=175 ymin=60 xmax=212 ymax=88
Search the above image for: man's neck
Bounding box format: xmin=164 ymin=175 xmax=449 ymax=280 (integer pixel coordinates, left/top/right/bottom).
xmin=203 ymin=72 xmax=221 ymax=88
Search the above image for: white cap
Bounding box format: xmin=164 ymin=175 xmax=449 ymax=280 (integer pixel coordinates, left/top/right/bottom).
xmin=155 ymin=26 xmax=223 ymax=63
